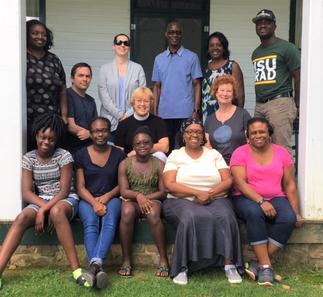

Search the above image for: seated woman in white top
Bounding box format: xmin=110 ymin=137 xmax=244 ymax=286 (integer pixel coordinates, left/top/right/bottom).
xmin=162 ymin=118 xmax=243 ymax=285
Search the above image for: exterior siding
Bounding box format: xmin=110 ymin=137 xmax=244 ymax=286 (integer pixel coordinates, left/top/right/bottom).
xmin=46 ymin=0 xmax=130 ymax=109
xmin=210 ymin=0 xmax=290 ymax=114
xmin=47 ymin=0 xmax=290 ymax=115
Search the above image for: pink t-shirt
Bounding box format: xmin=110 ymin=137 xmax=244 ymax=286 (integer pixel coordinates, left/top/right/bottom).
xmin=230 ymin=144 xmax=293 ymax=200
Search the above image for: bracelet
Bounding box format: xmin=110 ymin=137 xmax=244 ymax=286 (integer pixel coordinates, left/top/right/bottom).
xmin=257 ymin=198 xmax=265 ymax=206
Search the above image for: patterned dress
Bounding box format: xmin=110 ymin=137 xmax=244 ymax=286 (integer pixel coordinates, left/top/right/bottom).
xmin=201 ymin=60 xmax=233 ymax=123
xmin=26 ymin=52 xmax=66 ymax=149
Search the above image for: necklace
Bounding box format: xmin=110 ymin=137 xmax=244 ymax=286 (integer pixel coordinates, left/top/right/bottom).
xmin=133 ymin=158 xmax=151 ymax=178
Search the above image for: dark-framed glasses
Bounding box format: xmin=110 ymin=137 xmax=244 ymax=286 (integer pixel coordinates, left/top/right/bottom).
xmin=184 ymin=129 xmax=203 ymax=136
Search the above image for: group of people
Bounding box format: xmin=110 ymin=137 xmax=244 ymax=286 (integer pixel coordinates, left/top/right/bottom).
xmin=0 ymin=8 xmax=303 ymax=291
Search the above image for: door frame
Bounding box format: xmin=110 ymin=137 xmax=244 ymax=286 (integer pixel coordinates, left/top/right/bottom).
xmin=130 ymin=0 xmax=210 ymax=73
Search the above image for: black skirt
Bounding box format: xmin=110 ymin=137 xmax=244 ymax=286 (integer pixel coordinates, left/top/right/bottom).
xmin=163 ymin=197 xmax=243 ymax=278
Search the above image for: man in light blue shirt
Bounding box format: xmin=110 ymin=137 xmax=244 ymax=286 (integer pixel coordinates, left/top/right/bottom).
xmin=152 ymin=20 xmax=202 ymax=151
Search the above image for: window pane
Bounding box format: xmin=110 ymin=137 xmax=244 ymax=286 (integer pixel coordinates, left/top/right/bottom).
xmin=26 ymin=0 xmax=39 ymax=19
xmin=135 ymin=0 xmax=169 ymax=9
xmin=171 ymin=0 xmax=203 ymax=10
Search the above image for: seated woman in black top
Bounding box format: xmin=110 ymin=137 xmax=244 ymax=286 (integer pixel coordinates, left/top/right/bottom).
xmin=115 ymin=86 xmax=169 ymax=162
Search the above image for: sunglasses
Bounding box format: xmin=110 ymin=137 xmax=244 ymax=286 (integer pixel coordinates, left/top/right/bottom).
xmin=114 ymin=40 xmax=130 ymax=47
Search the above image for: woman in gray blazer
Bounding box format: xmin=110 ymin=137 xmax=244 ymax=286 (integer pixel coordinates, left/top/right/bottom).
xmin=98 ymin=33 xmax=146 ymax=136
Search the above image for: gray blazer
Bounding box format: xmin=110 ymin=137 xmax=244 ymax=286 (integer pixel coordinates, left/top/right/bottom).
xmin=98 ymin=59 xmax=146 ymax=131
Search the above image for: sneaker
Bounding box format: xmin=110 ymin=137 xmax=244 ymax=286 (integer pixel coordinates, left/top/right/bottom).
xmin=173 ymin=270 xmax=188 ymax=285
xmin=95 ymin=270 xmax=108 ymax=289
xmin=88 ymin=262 xmax=108 ymax=289
xmin=257 ymin=266 xmax=273 ymax=286
xmin=73 ymin=268 xmax=94 ymax=288
xmin=225 ymin=267 xmax=242 ymax=284
xmin=80 ymin=269 xmax=95 ymax=288
xmin=245 ymin=260 xmax=258 ymax=281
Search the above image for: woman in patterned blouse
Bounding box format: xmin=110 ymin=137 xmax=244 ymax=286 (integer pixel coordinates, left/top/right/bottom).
xmin=26 ymin=20 xmax=68 ymax=151
xmin=201 ymin=32 xmax=245 ymax=123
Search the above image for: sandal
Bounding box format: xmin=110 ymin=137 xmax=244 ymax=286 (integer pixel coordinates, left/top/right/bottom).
xmin=155 ymin=266 xmax=169 ymax=277
xmin=118 ymin=265 xmax=133 ymax=277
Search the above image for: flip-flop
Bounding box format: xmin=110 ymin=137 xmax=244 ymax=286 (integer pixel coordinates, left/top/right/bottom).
xmin=118 ymin=265 xmax=133 ymax=277
xmin=155 ymin=266 xmax=169 ymax=277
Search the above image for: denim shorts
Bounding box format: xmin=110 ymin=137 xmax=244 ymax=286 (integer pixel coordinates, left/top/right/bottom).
xmin=25 ymin=196 xmax=79 ymax=221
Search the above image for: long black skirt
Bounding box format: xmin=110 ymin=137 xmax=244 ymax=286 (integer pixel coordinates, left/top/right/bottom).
xmin=163 ymin=197 xmax=243 ymax=278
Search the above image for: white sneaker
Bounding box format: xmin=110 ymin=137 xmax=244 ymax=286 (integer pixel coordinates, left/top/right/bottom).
xmin=225 ymin=267 xmax=242 ymax=284
xmin=173 ymin=271 xmax=188 ymax=285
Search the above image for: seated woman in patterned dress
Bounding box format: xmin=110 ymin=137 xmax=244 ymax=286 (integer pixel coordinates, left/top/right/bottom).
xmin=118 ymin=126 xmax=169 ymax=277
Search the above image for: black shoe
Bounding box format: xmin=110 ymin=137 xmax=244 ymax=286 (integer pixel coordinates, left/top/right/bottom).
xmin=95 ymin=270 xmax=108 ymax=289
xmin=89 ymin=262 xmax=108 ymax=289
xmin=257 ymin=266 xmax=273 ymax=286
xmin=245 ymin=260 xmax=258 ymax=281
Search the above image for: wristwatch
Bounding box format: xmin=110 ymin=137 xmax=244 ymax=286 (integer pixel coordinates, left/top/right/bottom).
xmin=257 ymin=198 xmax=265 ymax=206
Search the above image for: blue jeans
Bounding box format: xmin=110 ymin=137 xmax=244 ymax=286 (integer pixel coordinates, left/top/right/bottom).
xmin=233 ymin=196 xmax=296 ymax=248
xmin=78 ymin=197 xmax=121 ymax=265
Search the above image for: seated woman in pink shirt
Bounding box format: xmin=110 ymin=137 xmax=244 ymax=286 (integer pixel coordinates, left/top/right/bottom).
xmin=230 ymin=117 xmax=303 ymax=287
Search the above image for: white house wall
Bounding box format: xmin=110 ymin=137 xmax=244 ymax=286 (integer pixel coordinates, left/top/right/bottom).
xmin=47 ymin=0 xmax=130 ymax=110
xmin=0 ymin=0 xmax=25 ymax=221
xmin=3 ymin=1 xmax=321 ymax=221
xmin=47 ymin=0 xmax=290 ymax=115
xmin=210 ymin=0 xmax=290 ymax=114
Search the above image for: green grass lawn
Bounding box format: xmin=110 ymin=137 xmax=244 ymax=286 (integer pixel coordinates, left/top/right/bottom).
xmin=1 ymin=265 xmax=323 ymax=297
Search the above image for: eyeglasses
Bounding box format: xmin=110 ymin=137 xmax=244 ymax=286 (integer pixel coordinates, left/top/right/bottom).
xmin=167 ymin=30 xmax=182 ymax=36
xmin=184 ymin=129 xmax=203 ymax=136
xmin=133 ymin=140 xmax=151 ymax=147
xmin=91 ymin=128 xmax=109 ymax=134
xmin=114 ymin=40 xmax=130 ymax=47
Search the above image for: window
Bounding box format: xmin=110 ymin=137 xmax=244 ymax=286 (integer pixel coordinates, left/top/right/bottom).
xmin=26 ymin=0 xmax=45 ymax=21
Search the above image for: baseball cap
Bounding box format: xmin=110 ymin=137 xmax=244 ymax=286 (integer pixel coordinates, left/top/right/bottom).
xmin=252 ymin=9 xmax=276 ymax=23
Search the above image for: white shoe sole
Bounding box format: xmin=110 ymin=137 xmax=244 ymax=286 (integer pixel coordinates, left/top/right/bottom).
xmin=173 ymin=278 xmax=188 ymax=285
